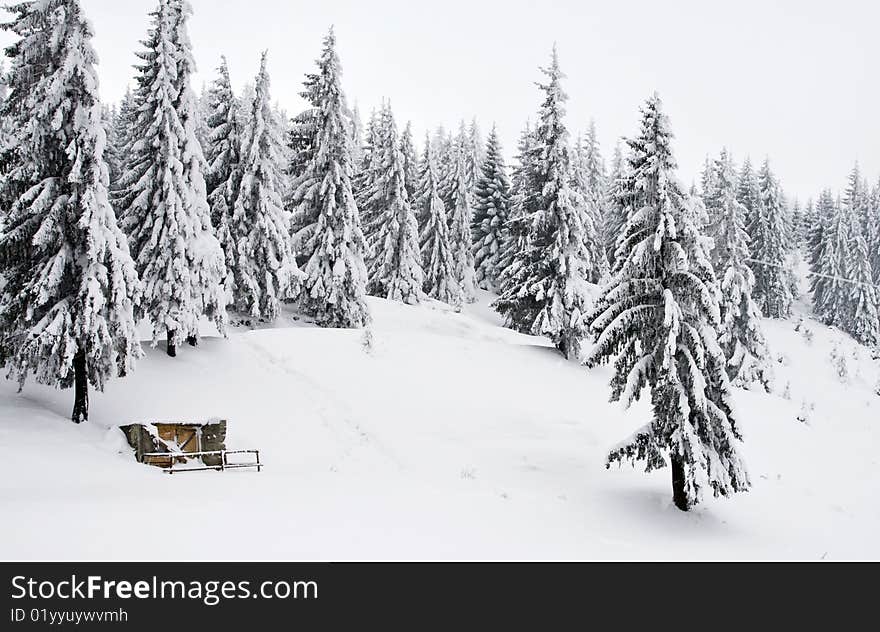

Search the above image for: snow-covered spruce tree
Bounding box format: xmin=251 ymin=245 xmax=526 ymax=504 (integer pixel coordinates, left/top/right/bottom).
xmin=362 ymin=104 xmax=423 ymax=303
xmin=353 ymin=106 xmax=383 ymax=241
xmin=105 ymin=91 xmax=134 ymax=188
xmin=117 ymin=0 xmax=227 ymax=356
xmin=871 ymin=178 xmax=880 ymax=284
xmin=495 ymin=121 xmax=534 ymax=279
xmin=707 ymin=149 xmax=773 ymax=390
xmin=603 ymin=141 xmax=629 ymax=268
xmin=468 ymin=117 xmax=485 ymax=178
xmin=736 ymin=157 xmax=761 ymax=231
xmin=349 ymin=103 xmax=365 ymax=168
xmin=801 ymin=198 xmax=816 ymax=250
xmin=571 ymin=128 xmax=608 ymax=283
xmin=843 ymin=210 xmax=880 ymax=347
xmin=444 ymin=136 xmax=477 ymax=303
xmin=749 ymin=160 xmax=794 ymax=318
xmin=203 ymin=56 xmax=242 ymax=271
xmin=585 ymin=94 xmax=750 ymax=511
xmin=228 ymin=53 xmax=299 ymax=321
xmin=808 ymin=190 xmax=839 ymax=322
xmin=472 ymin=125 xmax=510 ymax=291
xmin=417 ymin=134 xmax=461 ymax=306
xmin=493 ymin=47 xmax=598 ymax=359
xmin=0 ymin=0 xmax=141 ymax=423
xmin=816 ymin=194 xmax=851 ymax=326
xmin=289 ymin=28 xmax=370 ymax=328
xmin=400 ymin=121 xmax=418 ymax=201
xmin=790 ymin=198 xmax=804 ymax=248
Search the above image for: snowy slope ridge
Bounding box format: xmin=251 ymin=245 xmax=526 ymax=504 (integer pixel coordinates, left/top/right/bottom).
xmin=0 ymin=292 xmax=878 ymax=560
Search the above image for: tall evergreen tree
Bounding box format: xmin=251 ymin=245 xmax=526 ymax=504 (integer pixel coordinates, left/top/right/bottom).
xmin=496 ymin=121 xmax=534 ymax=278
xmin=808 ymin=190 xmax=836 ymax=320
xmin=203 ymin=56 xmax=242 ymax=270
xmin=707 ymin=150 xmax=773 ymax=390
xmin=870 ymin=178 xmax=880 ymax=284
xmin=571 ymin=128 xmax=608 ymax=283
xmin=399 ymin=121 xmax=418 ymax=201
xmin=444 ymin=132 xmax=478 ymax=303
xmin=468 ymin=117 xmax=485 ymax=176
xmin=290 ymin=28 xmax=370 ymax=328
xmin=105 ymin=90 xmax=136 ymax=187
xmin=353 ymin=106 xmax=383 ymax=242
xmin=494 ymin=47 xmax=598 ymax=359
xmin=604 ymin=141 xmax=629 ymax=268
xmin=585 ymin=94 xmax=750 ymax=511
xmin=736 ymin=157 xmax=760 ymax=231
xmin=843 ymin=210 xmax=880 ymax=347
xmin=0 ymin=0 xmax=141 ymax=423
xmin=417 ymin=135 xmax=461 ymax=306
xmin=349 ymin=103 xmax=365 ymax=168
xmin=363 ymin=103 xmax=423 ymax=304
xmin=472 ymin=126 xmax=510 ymax=291
xmin=749 ymin=160 xmax=794 ymax=318
xmin=461 ymin=119 xmax=482 ymax=204
xmin=117 ymin=0 xmax=227 ymax=356
xmin=228 ymin=52 xmax=299 ymax=321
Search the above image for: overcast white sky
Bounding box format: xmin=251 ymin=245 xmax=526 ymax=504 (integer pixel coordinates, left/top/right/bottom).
xmin=3 ymin=0 xmax=877 ymax=199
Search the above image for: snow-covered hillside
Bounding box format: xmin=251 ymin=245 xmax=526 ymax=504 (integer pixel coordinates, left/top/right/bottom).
xmin=1 ymin=291 xmax=878 ymax=560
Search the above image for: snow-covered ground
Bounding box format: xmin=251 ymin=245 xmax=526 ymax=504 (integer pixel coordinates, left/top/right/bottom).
xmin=1 ymin=289 xmax=878 ymax=560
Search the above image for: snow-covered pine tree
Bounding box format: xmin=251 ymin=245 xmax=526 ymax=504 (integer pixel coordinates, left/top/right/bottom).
xmin=362 ymin=103 xmax=423 ymax=303
xmin=103 ymin=106 xmax=121 ymax=187
xmin=802 ymin=197 xmax=816 ymax=250
xmin=454 ymin=119 xmax=481 ymax=207
xmin=808 ymin=190 xmax=838 ymax=321
xmin=204 ymin=55 xmax=239 ymax=217
xmin=0 ymin=0 xmax=141 ymax=423
xmin=603 ymin=141 xmax=629 ymax=268
xmin=472 ymin=125 xmax=511 ymax=292
xmin=585 ymin=94 xmax=750 ymax=511
xmin=289 ymin=28 xmax=370 ymax=328
xmin=417 ymin=134 xmax=461 ymax=306
xmin=227 ymin=52 xmax=299 ymax=321
xmin=203 ymin=56 xmax=242 ymax=269
xmin=193 ymin=82 xmax=211 ymax=157
xmin=582 ymin=120 xmax=606 ymax=200
xmin=117 ymin=0 xmax=227 ymax=356
xmin=570 ymin=127 xmax=608 ymax=283
xmin=495 ymin=121 xmax=534 ymax=283
xmin=707 ymin=149 xmax=773 ymax=390
xmin=790 ymin=198 xmax=804 ymax=248
xmin=468 ymin=117 xmax=485 ymax=176
xmin=843 ymin=209 xmax=880 ymax=347
xmin=106 ymin=89 xmax=139 ymax=193
xmin=700 ymin=155 xmax=717 ymax=204
xmin=352 ymin=106 xmax=383 ymax=242
xmin=400 ymin=121 xmax=418 ymax=201
xmin=444 ymin=133 xmax=477 ymax=303
xmin=870 ymin=178 xmax=880 ymax=284
xmin=736 ymin=157 xmax=761 ymax=231
xmin=749 ymin=159 xmax=794 ymax=318
xmin=349 ymin=103 xmax=365 ymax=168
xmin=493 ymin=47 xmax=597 ymax=359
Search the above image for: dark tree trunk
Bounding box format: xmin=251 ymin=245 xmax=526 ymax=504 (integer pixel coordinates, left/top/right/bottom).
xmin=671 ymin=451 xmax=690 ymax=512
xmin=72 ymin=349 xmax=88 ymax=424
xmin=186 ymin=334 xmax=198 ymax=347
xmin=167 ymin=329 xmax=177 ymax=358
xmin=557 ymin=336 xmax=572 ymax=361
